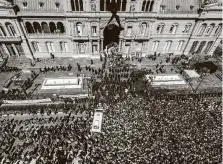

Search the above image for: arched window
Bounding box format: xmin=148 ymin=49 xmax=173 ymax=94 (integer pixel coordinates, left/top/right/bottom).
xmin=0 ymin=23 xmax=6 ymax=36
xmin=75 ymin=0 xmax=79 ymax=11
xmin=196 ymin=41 xmax=206 ymax=54
xmin=60 ymin=41 xmax=68 ymax=52
xmin=206 ymin=23 xmax=215 ymax=35
xmin=100 ymin=0 xmax=104 ymax=11
xmin=57 ymin=22 xmax=65 ymax=33
xmin=79 ymin=0 xmax=83 ymax=11
xmin=169 ymin=23 xmax=178 ymax=34
xmin=189 ymin=41 xmax=199 ymax=54
xmin=71 ymin=0 xmax=75 ymax=11
xmin=149 ymin=0 xmax=154 ymax=12
xmin=106 ymin=0 xmax=110 ymax=11
xmin=176 ymin=40 xmax=184 ymax=51
xmin=76 ymin=22 xmax=83 ymax=36
xmin=49 ymin=22 xmax=56 ymax=33
xmin=203 ymin=41 xmax=214 ymax=54
xmin=110 ymin=0 xmax=118 ymax=11
xmin=142 ymin=0 xmax=146 ymax=11
xmin=31 ymin=42 xmax=40 ymax=52
xmin=25 ymin=22 xmax=34 ymax=34
xmin=6 ymin=23 xmax=16 ymax=36
xmin=0 ymin=43 xmax=7 ymax=56
xmin=152 ymin=41 xmax=159 ymax=51
xmin=78 ymin=42 xmax=85 ymax=53
xmin=164 ymin=41 xmax=172 ymax=51
xmin=141 ymin=22 xmax=147 ymax=35
xmin=214 ymin=23 xmax=222 ymax=36
xmin=156 ymin=23 xmax=165 ymax=34
xmin=15 ymin=43 xmax=25 ymax=56
xmin=145 ymin=1 xmax=150 ymax=11
xmin=121 ymin=0 xmax=126 ymax=11
xmin=117 ymin=0 xmax=121 ymax=11
xmin=46 ymin=42 xmax=54 ymax=52
xmin=5 ymin=44 xmax=17 ymax=56
xmin=142 ymin=0 xmax=153 ymax=12
xmin=41 ymin=22 xmax=50 ymax=33
xmin=33 ymin=22 xmax=42 ymax=33
xmin=197 ymin=23 xmax=207 ymax=36
xmin=182 ymin=23 xmax=192 ymax=34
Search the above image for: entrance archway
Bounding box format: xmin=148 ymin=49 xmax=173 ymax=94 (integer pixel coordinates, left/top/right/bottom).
xmin=103 ymin=24 xmax=120 ymax=49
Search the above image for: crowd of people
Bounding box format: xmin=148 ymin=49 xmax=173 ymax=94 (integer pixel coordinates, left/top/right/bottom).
xmin=0 ymin=90 xmax=221 ymax=163
xmin=0 ymin=70 xmax=40 ymax=100
xmin=39 ymin=64 xmax=72 ymax=73
xmin=0 ymin=66 xmax=20 ymax=73
xmin=0 ymin=51 xmax=221 ymax=163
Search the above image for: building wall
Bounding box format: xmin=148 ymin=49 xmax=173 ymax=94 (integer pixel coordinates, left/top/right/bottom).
xmin=0 ymin=0 xmax=221 ymax=59
xmin=0 ymin=2 xmax=26 ymax=58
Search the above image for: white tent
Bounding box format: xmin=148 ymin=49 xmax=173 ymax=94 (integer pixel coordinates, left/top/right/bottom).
xmin=184 ymin=70 xmax=200 ymax=78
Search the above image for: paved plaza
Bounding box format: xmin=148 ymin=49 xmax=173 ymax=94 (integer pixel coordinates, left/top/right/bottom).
xmin=0 ymin=54 xmax=221 ymax=99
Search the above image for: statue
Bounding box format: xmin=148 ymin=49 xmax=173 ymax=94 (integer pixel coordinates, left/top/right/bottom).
xmin=91 ymin=0 xmax=96 ymax=11
xmin=130 ymin=2 xmax=136 ymax=12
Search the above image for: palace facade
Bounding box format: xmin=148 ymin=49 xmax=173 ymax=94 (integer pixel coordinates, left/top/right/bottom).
xmin=0 ymin=0 xmax=222 ymax=59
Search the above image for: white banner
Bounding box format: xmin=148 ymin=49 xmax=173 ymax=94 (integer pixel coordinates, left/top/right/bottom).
xmin=3 ymin=98 xmax=52 ymax=104
xmin=146 ymin=74 xmax=182 ymax=81
xmin=41 ymin=77 xmax=82 ymax=90
xmin=146 ymin=74 xmax=187 ymax=86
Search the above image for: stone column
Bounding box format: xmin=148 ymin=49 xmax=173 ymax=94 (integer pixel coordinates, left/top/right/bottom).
xmin=75 ymin=42 xmax=79 ymax=54
xmin=119 ymin=39 xmax=122 ymax=52
xmin=135 ymin=0 xmax=142 ymax=12
xmin=126 ymin=0 xmax=131 ymax=12
xmin=122 ymin=39 xmax=126 ymax=52
xmin=128 ymin=40 xmax=133 ymax=55
xmin=21 ymin=21 xmax=27 ymax=35
xmin=12 ymin=20 xmax=22 ymax=37
xmin=120 ymin=0 xmax=123 ymax=11
xmin=103 ymin=0 xmax=106 ymax=11
xmin=130 ymin=40 xmax=134 ymax=52
xmin=96 ymin=0 xmax=100 ymax=11
xmin=153 ymin=0 xmax=161 ymax=12
xmin=193 ymin=21 xmax=202 ymax=36
xmin=200 ymin=42 xmax=207 ymax=54
xmin=97 ymin=40 xmax=100 ymax=54
xmin=146 ymin=22 xmax=150 ymax=36
xmin=66 ymin=0 xmax=71 ymax=11
xmin=2 ymin=44 xmax=10 ymax=57
xmin=100 ymin=38 xmax=103 ymax=52
xmin=85 ymin=0 xmax=91 ymax=11
xmin=12 ymin=44 xmax=20 ymax=56
xmin=73 ymin=22 xmax=77 ymax=36
xmin=90 ymin=40 xmax=93 ymax=54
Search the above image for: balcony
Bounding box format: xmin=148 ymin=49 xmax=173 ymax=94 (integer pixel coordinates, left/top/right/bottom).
xmin=151 ymin=34 xmax=190 ymax=39
xmin=89 ymin=34 xmax=100 ymax=40
xmin=123 ymin=34 xmax=134 ymax=40
xmin=135 ymin=35 xmax=150 ymax=40
xmin=73 ymin=35 xmax=89 ymax=40
xmin=26 ymin=33 xmax=68 ymax=39
xmin=0 ymin=36 xmax=22 ymax=42
xmin=66 ymin=12 xmax=158 ymax=18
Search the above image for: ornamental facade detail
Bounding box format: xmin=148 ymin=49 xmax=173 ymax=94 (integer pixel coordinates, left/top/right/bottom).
xmin=0 ymin=0 xmax=221 ymax=59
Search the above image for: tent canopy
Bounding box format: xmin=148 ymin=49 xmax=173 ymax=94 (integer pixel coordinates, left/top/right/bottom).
xmin=184 ymin=69 xmax=200 ymax=78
